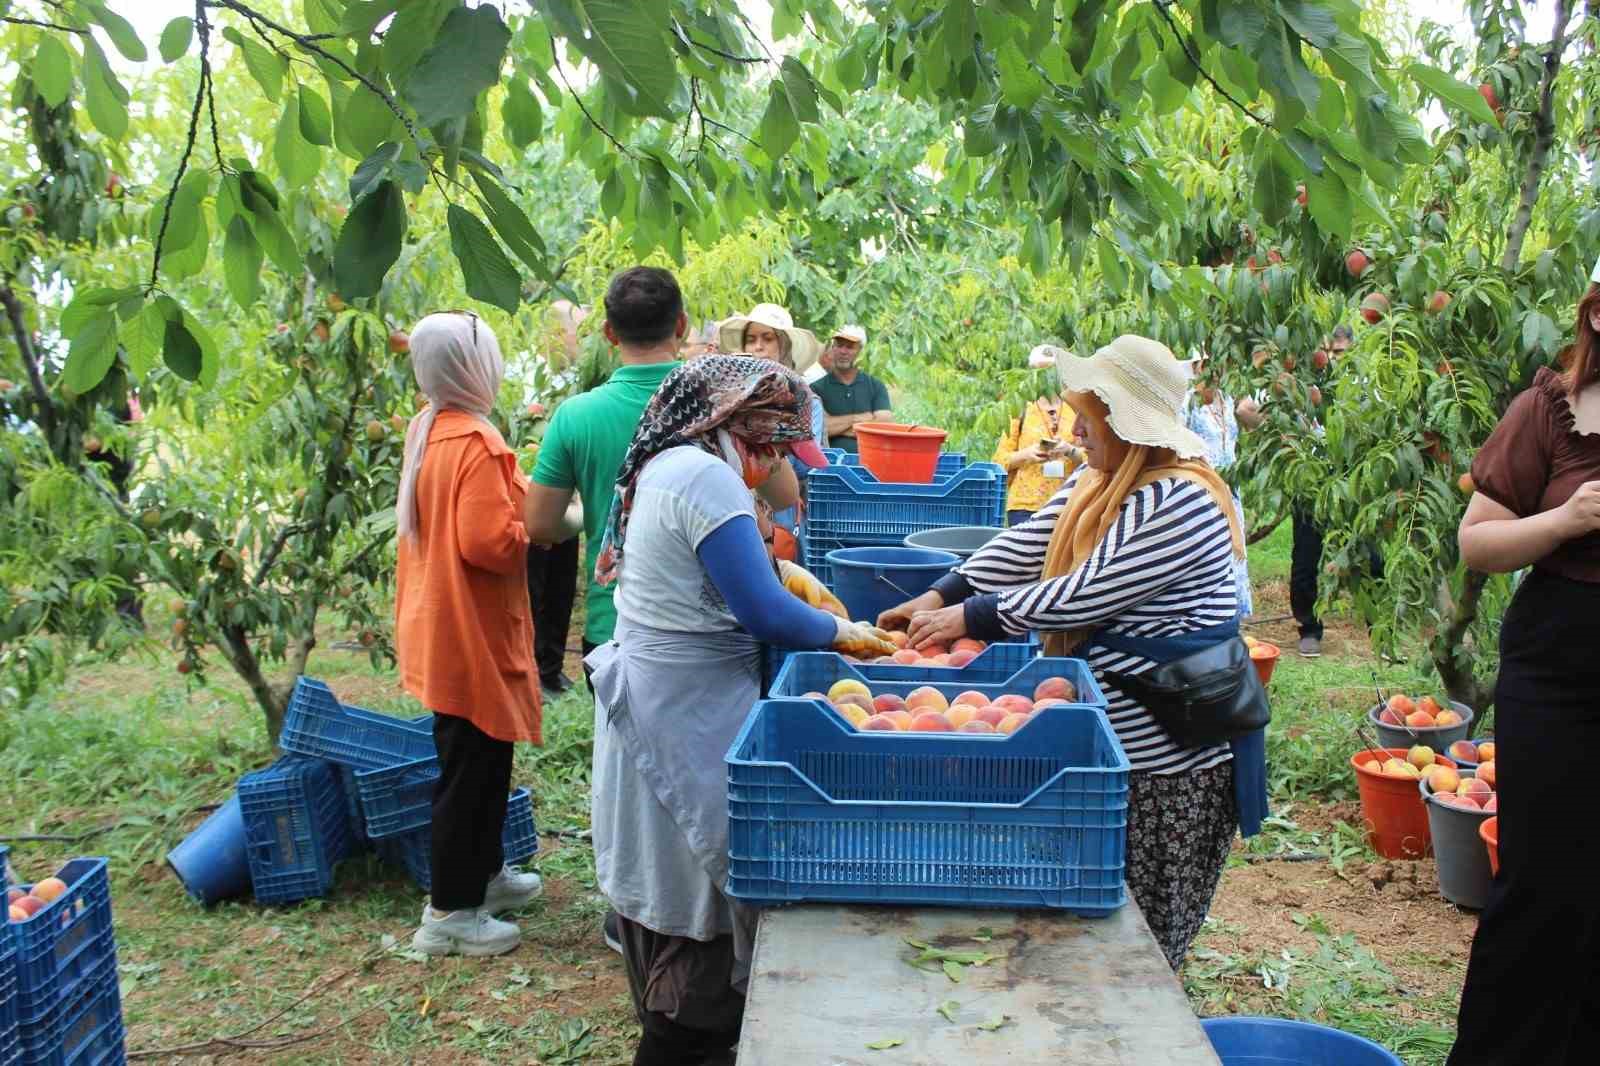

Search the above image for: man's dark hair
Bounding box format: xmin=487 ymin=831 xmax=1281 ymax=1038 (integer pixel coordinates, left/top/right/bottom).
xmin=604 ymin=267 xmax=683 ymax=345
xmin=1331 ymin=324 xmax=1354 ymax=342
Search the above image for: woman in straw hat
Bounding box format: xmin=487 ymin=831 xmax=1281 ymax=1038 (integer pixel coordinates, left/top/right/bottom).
xmin=880 ymin=335 xmax=1268 ymax=969
xmin=394 ymin=311 xmax=544 ymax=958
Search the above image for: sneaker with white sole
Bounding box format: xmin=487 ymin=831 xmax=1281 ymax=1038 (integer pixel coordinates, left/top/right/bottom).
xmin=411 ymin=906 xmax=521 ymax=957
xmin=483 ymin=865 xmax=543 ymax=914
xmin=1297 ymin=635 xmax=1322 ymax=658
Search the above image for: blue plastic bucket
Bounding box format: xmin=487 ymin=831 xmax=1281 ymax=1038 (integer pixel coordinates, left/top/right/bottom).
xmin=166 ymin=794 xmax=252 ymax=905
xmin=1202 ymin=1017 xmax=1402 ymax=1065
xmin=824 ymin=546 xmax=960 ymax=626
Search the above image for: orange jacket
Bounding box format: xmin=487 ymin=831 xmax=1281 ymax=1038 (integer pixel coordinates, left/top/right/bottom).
xmin=395 ymin=411 xmax=541 ymax=745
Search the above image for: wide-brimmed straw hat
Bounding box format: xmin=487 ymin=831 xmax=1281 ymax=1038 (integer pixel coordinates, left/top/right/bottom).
xmin=1053 ymin=335 xmax=1208 ymax=460
xmin=718 ymin=303 xmax=822 ymax=373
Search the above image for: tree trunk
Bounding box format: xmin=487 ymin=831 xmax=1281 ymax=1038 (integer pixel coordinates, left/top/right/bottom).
xmin=219 ymin=623 xmax=291 ymax=745
xmin=1431 ymin=568 xmax=1495 ymax=714
xmin=1246 ymin=511 xmax=1286 ymax=546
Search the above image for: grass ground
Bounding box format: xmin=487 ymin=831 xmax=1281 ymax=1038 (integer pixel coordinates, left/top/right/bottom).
xmin=2 ymin=522 xmax=1478 ymax=1064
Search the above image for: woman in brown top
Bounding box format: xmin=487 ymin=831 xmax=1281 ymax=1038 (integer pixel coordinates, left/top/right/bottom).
xmin=1447 ymin=278 xmax=1600 ymax=1066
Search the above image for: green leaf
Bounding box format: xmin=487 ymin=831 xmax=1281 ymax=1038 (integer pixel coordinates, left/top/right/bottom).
xmin=223 ymin=216 xmax=264 ymax=308
xmin=63 ymin=312 xmax=120 ymax=394
xmin=447 ymin=204 xmax=521 ymax=313
xmin=249 ymin=201 xmax=301 ymax=276
xmin=33 ymin=36 xmax=74 ymax=108
xmin=1213 ymin=0 xmax=1268 ymax=50
xmin=1321 ymin=32 xmax=1382 ymax=99
xmin=342 ymin=0 xmax=400 ymax=38
xmin=349 ymin=141 xmax=402 ymax=203
xmin=223 ymin=27 xmax=288 ymax=103
xmin=1278 ymin=0 xmax=1338 ymax=48
xmin=62 ymin=285 xmax=142 ymax=339
xmin=299 ymin=83 xmax=334 ymax=146
xmin=758 ymin=83 xmax=799 ymax=160
xmin=942 ymin=960 xmax=965 ymax=983
xmin=1305 ymin=168 xmax=1352 ymax=239
xmin=381 ymin=0 xmax=452 ymax=77
xmin=275 ymin=99 xmax=320 ymax=191
xmin=1020 ymin=216 xmax=1048 ymax=275
xmin=303 ymin=0 xmax=343 ymax=35
xmin=834 ymin=36 xmax=867 ymax=91
xmin=149 ymin=170 xmax=210 ymax=262
xmin=501 ymin=77 xmax=543 ymax=149
xmin=88 ymin=2 xmax=147 ymax=63
xmin=1252 ymin=141 xmax=1295 ymax=227
xmin=557 ymin=0 xmax=677 ymax=117
xmin=341 ymin=81 xmax=402 ymax=158
xmin=1407 ymin=62 xmax=1497 ymax=126
xmin=471 ymin=172 xmax=548 ymax=277
xmin=779 ymin=57 xmax=821 ymax=123
xmin=163 ymin=316 xmax=203 ymax=382
xmin=865 ymin=1038 xmax=904 ymax=1051
xmin=81 ymin=39 xmax=129 ymax=139
xmin=334 ymin=179 xmax=406 ymax=298
xmin=403 ymin=5 xmax=511 ymax=127
xmin=599 ymin=166 xmax=628 ymax=218
xmin=120 ymin=301 xmax=165 ymax=379
xmin=936 ymin=1000 xmax=959 ymax=1023
xmin=977 ymin=1013 xmax=1011 ymax=1032
xmin=158 ymin=17 xmax=193 ymax=63
xmin=996 ymin=40 xmax=1044 ymax=108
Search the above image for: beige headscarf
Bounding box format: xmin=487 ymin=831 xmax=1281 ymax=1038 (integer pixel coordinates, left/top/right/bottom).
xmin=396 ymin=312 xmax=506 ymax=541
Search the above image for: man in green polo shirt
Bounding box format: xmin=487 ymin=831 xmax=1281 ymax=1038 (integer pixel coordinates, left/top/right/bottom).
xmin=812 ymin=324 xmax=892 ymax=453
xmin=523 ymin=267 xmax=684 ymax=659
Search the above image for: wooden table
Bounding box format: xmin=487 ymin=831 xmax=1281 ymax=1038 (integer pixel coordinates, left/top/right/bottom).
xmin=738 ymin=900 xmax=1221 ymax=1065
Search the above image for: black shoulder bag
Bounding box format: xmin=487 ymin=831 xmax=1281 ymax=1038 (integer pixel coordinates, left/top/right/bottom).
xmin=1098 ymin=635 xmax=1270 ymax=749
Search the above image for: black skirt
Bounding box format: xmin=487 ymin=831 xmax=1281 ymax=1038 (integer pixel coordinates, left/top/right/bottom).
xmin=1448 ymin=569 xmax=1600 ymax=1065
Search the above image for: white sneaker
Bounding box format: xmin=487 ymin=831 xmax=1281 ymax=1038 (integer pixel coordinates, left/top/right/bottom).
xmin=483 ymin=865 xmax=543 ymax=914
xmin=411 ymin=906 xmax=521 ymax=957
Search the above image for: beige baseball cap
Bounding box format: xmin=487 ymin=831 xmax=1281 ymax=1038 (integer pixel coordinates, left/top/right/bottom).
xmin=832 ymin=324 xmax=867 ymax=345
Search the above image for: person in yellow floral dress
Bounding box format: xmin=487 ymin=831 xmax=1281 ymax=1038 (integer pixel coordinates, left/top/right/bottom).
xmin=993 ymin=392 xmax=1082 ymax=526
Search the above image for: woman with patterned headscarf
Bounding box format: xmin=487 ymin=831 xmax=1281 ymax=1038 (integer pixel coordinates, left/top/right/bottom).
xmin=585 ymin=356 xmax=889 ymax=1066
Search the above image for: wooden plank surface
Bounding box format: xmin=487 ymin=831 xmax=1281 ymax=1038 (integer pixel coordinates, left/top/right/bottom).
xmin=738 ymin=901 xmax=1221 ymax=1066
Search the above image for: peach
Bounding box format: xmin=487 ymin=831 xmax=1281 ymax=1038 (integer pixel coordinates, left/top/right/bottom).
xmin=5 ymin=887 xmax=22 ymax=905
xmin=882 ymin=709 xmax=914 ymax=730
xmin=919 ymin=642 xmax=948 ymax=657
xmin=998 ymin=712 xmax=1030 ymax=735
xmin=872 ymin=694 xmax=908 ymax=714
xmin=1458 ymin=777 xmax=1491 ymax=797
xmin=946 ymin=650 xmax=977 ymax=667
xmin=1381 ymin=758 xmax=1421 ymax=779
xmin=1475 ymin=741 xmax=1495 ymax=761
xmin=1358 ymin=756 xmax=1380 ymax=772
xmin=993 ymin=694 xmax=1034 ymax=714
xmin=1379 ymin=708 xmax=1404 ymax=726
xmin=1425 ymin=765 xmax=1461 ymax=795
xmin=827 ymin=679 xmax=871 ymax=702
xmin=1452 ymin=792 xmax=1482 ymax=809
xmin=952 ymin=691 xmax=989 ymax=709
xmin=12 ymin=895 xmax=43 ymax=918
xmin=952 ymin=638 xmax=985 ymax=654
xmin=1432 ymin=791 xmax=1465 ymax=808
xmin=974 ymin=706 xmax=1008 ymax=727
xmin=1476 ymin=760 xmax=1495 ymax=789
xmin=891 ymin=649 xmax=921 ymax=665
xmin=1434 ymin=709 xmax=1462 ymax=727
xmin=1387 ymin=694 xmax=1416 ymax=716
xmin=861 ymin=714 xmax=899 ymax=731
xmin=8 ymin=903 xmax=29 ymax=922
xmin=906 ymin=687 xmax=949 ymax=713
xmin=1448 ymin=740 xmax=1478 ymax=763
xmin=886 ymin=630 xmax=910 ymax=649
xmin=1407 ymin=745 xmax=1436 ymax=770
xmin=833 ymin=693 xmax=874 ymax=716
xmin=1033 ymin=677 xmax=1077 ymax=703
xmin=1482 ymin=794 xmax=1497 ymax=813
xmin=802 ymin=691 xmax=827 ymax=701
xmin=1405 ymin=710 xmax=1437 ymax=728
xmin=1418 ymin=695 xmax=1443 ymax=718
xmin=835 ymin=704 xmax=870 ymax=729
xmin=1033 ymin=700 xmax=1069 ymax=713
xmin=927 ymin=654 xmax=952 ymax=666
xmin=946 ymin=705 xmax=976 ymax=729
xmin=958 ymin=720 xmax=997 ymax=733
xmin=911 ymin=711 xmax=954 ymax=732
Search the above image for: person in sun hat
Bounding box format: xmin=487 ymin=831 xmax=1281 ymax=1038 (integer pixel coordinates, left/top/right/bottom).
xmin=813 ymin=323 xmax=893 ymax=454
xmin=585 ymin=355 xmax=891 ymax=1065
xmin=1446 ymin=256 xmax=1600 ymax=1066
xmin=877 ymin=334 xmax=1265 ymax=970
xmin=394 ymin=311 xmax=543 ymax=958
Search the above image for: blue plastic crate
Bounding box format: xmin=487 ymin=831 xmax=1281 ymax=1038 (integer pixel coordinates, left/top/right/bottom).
xmin=17 ymin=961 xmax=123 ymax=1066
xmin=278 ymin=677 xmax=434 ymax=771
xmin=763 ymin=636 xmax=1041 ymax=696
xmin=353 ymin=756 xmax=438 ymax=839
xmin=377 ymin=789 xmax=539 ymax=892
xmin=10 ymin=860 xmax=116 ymax=1028
xmin=238 ymin=757 xmax=360 ymax=904
xmin=768 ymin=653 xmax=1105 ymax=712
xmin=726 ymin=698 xmax=1129 ymax=914
xmin=825 ymin=450 xmax=968 ymax=476
xmin=0 ymin=844 xmax=15 ymax=1066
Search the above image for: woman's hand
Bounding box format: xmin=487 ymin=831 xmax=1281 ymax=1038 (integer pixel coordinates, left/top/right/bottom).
xmin=1007 ymin=443 xmax=1045 ymax=471
xmin=877 ymin=590 xmax=943 ymax=631
xmin=1560 ymin=480 xmax=1600 ymax=538
xmin=907 ymin=604 xmax=968 ymax=649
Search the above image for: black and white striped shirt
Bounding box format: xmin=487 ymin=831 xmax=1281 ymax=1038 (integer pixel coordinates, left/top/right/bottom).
xmin=951 ymin=468 xmax=1238 ymax=774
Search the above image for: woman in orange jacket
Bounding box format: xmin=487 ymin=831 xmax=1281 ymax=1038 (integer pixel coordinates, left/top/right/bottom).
xmin=395 ymin=311 xmax=543 ymax=957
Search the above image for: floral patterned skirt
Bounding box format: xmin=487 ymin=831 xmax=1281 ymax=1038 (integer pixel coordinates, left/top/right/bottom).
xmin=1125 ymin=760 xmax=1237 ymax=969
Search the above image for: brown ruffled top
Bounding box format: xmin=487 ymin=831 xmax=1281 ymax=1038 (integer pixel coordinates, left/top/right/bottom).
xmin=1471 ymin=367 xmax=1600 ymax=582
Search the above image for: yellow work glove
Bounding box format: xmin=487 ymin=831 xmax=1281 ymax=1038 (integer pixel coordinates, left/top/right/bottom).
xmin=777 ymin=559 xmax=848 ymax=618
xmin=831 ymin=618 xmax=898 ymax=659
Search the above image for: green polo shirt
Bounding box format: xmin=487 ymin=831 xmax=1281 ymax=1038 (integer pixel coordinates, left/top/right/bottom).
xmin=811 ymin=370 xmax=892 ymax=453
xmin=532 ymin=360 xmax=680 ymax=644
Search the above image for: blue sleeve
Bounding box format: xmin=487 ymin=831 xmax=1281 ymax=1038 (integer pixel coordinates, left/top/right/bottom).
xmin=697 ymin=516 xmax=839 ymax=649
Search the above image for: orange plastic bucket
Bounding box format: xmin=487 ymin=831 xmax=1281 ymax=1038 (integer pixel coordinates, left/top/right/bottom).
xmin=1248 ymin=642 xmax=1280 ymax=685
xmin=1480 ymin=816 xmax=1499 ymax=877
xmin=855 ymin=422 xmax=949 ymax=483
xmin=1350 ymin=748 xmax=1458 ymax=859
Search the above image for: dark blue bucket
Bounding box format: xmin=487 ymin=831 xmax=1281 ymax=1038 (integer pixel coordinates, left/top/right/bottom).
xmin=824 ymin=546 xmax=960 ymax=625
xmin=1202 ymin=1017 xmax=1402 ymax=1065
xmin=166 ymin=793 xmax=252 ymax=905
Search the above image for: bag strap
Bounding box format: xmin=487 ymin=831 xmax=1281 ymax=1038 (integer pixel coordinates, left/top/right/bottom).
xmin=1086 ymin=618 xmax=1240 ymax=665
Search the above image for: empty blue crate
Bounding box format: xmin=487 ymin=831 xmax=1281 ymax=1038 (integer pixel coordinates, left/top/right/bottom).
xmin=725 ymin=697 xmax=1129 ymax=915
xmin=770 ymin=653 xmax=1105 ymax=711
xmin=377 ymin=789 xmax=539 ymax=892
xmin=17 ymin=962 xmax=123 ymax=1066
xmin=279 ymin=677 xmax=434 ymax=771
xmin=353 ymin=756 xmax=438 ymax=839
xmin=10 ymin=859 xmax=116 ymax=1029
xmin=239 ymin=757 xmax=360 ymax=904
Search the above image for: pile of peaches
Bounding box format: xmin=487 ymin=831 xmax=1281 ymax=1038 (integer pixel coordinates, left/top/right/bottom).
xmin=1359 ymin=743 xmax=1498 ymax=812
xmin=1377 ymin=693 xmax=1464 ymax=728
xmin=839 ymin=634 xmax=994 ymax=667
xmin=7 ymin=874 xmax=69 ymax=923
xmin=804 ymin=676 xmax=1078 ymax=734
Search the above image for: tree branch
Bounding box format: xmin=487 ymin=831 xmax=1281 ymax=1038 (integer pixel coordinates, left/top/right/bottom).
xmin=2 ymin=15 xmax=86 ymax=34
xmin=671 ymin=22 xmax=764 ymax=64
xmin=149 ymin=3 xmax=209 ymax=290
xmin=1499 ymin=0 xmax=1574 ymax=272
xmin=0 ymin=282 xmax=59 ymax=448
xmin=198 ymin=7 xmax=226 ymax=170
xmin=254 ymin=521 xmax=311 ymax=586
xmin=554 ymin=62 xmax=632 ymax=156
xmin=1246 ymin=510 xmax=1287 ymax=546
xmin=733 ymin=10 xmax=781 ymax=66
xmin=1151 ymin=0 xmax=1269 ymax=126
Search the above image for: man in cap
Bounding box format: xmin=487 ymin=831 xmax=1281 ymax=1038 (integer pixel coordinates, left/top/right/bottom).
xmin=812 ymin=325 xmax=892 ymax=454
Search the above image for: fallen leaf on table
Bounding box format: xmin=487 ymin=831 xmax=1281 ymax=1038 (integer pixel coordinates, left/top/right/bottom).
xmin=936 ymin=1000 xmax=959 ymax=1023
xmin=971 ymin=927 xmax=994 ymax=943
xmin=977 ymin=1014 xmax=1012 ymax=1032
xmin=866 ymin=1037 xmax=905 ymax=1050
xmin=942 ymin=960 xmax=964 ymax=983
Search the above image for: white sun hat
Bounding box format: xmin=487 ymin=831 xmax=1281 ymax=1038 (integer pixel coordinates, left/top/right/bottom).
xmin=717 ymin=303 xmax=822 ymax=373
xmin=1028 ymin=343 xmax=1065 ymax=369
xmin=831 ymin=323 xmax=867 ymax=345
xmin=1591 ymin=253 xmax=1600 ymax=283
xmin=1055 ymin=335 xmax=1209 ymax=459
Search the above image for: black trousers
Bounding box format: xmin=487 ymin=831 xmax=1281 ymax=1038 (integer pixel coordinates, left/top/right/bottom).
xmin=1449 ymin=571 xmax=1600 ymax=1065
xmin=618 ymin=915 xmax=743 ymax=1066
xmin=429 ymin=714 xmax=513 ymax=911
xmin=525 ymin=537 xmax=579 ymax=686
xmin=1289 ymin=506 xmax=1323 ymax=639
